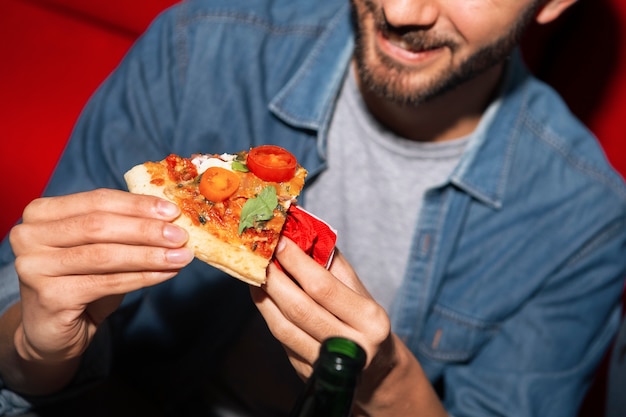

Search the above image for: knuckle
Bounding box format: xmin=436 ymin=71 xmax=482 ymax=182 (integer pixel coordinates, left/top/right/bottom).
xmin=145 ymin=247 xmax=168 ymax=265
xmin=87 ymin=272 xmax=121 ymax=293
xmin=285 ymin=299 xmax=314 ymax=325
xmin=78 ymin=213 xmax=108 ymax=238
xmin=140 ymin=219 xmax=166 ymax=242
xmin=8 ymin=223 xmax=28 ymax=249
xmin=92 ymin=249 xmax=116 ymax=267
xmin=72 ymin=244 xmax=114 ymax=267
xmin=21 ymin=197 xmax=47 ymax=222
xmin=362 ymin=303 xmax=390 ymax=339
xmin=306 ymin=279 xmax=336 ymax=302
xmin=90 ymin=188 xmax=115 ymax=205
xmin=269 ymin=319 xmax=294 ymax=341
xmin=13 ymin=255 xmax=36 ymax=283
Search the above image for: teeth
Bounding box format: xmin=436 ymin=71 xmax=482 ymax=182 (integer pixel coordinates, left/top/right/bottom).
xmin=388 ymin=36 xmax=408 ymax=50
xmin=389 ymin=37 xmax=420 ymax=52
xmin=394 ymin=39 xmax=412 ymax=50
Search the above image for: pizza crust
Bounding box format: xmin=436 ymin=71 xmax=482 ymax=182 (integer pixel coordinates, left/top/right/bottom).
xmin=124 ymin=164 xmax=269 ymax=286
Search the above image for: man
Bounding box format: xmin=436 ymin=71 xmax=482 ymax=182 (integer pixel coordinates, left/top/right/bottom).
xmin=1 ymin=0 xmax=625 ymax=416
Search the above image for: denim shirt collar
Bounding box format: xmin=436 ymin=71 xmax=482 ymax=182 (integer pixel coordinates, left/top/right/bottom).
xmin=269 ymin=3 xmax=354 ymax=132
xmin=451 ymin=50 xmax=530 ymax=210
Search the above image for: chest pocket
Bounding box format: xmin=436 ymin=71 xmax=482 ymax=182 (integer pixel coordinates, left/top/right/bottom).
xmin=416 ymin=304 xmax=500 ymax=363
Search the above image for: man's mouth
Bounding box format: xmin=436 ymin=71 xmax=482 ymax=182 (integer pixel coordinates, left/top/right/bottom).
xmin=385 ymin=32 xmax=436 ymax=53
xmin=379 ymin=22 xmax=453 ymax=53
xmin=375 ymin=29 xmax=449 ymax=65
xmin=371 ymin=6 xmax=455 ymax=56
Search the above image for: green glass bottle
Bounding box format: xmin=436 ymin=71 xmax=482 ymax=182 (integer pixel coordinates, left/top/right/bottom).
xmin=289 ymin=337 xmax=367 ymax=417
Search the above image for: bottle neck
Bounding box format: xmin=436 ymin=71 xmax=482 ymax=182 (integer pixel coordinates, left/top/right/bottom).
xmin=289 ymin=338 xmax=366 ymax=417
xmin=292 ymin=373 xmax=360 ymax=417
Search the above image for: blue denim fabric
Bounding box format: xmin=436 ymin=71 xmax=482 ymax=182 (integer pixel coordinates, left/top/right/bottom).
xmin=607 ymin=316 xmax=626 ymax=417
xmin=1 ymin=0 xmax=625 ymax=416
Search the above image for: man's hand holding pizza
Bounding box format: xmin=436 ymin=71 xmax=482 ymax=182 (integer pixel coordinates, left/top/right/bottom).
xmin=3 ymin=189 xmax=193 ymax=395
xmin=252 ymin=237 xmax=448 ymax=417
xmin=3 ymin=146 xmax=305 ymax=397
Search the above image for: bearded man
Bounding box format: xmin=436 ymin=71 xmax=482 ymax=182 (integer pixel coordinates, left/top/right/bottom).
xmin=1 ymin=0 xmax=625 ymax=416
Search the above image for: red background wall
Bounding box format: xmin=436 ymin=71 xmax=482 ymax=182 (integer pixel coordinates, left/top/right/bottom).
xmin=0 ymin=0 xmax=179 ymax=238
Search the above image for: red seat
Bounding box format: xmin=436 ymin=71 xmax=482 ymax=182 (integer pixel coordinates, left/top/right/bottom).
xmin=0 ymin=0 xmax=179 ymax=238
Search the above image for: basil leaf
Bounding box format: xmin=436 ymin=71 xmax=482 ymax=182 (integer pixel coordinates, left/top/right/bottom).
xmin=231 ymin=160 xmax=249 ymax=172
xmin=238 ymin=186 xmax=278 ymax=234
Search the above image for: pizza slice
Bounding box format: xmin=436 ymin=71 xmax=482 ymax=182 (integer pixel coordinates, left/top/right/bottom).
xmin=124 ymin=145 xmax=308 ymax=286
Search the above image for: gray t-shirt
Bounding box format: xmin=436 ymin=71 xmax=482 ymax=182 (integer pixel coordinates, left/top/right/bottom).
xmin=306 ymin=68 xmax=467 ymax=312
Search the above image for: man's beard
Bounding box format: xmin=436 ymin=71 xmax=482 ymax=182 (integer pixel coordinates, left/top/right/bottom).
xmin=351 ymin=0 xmax=540 ymax=106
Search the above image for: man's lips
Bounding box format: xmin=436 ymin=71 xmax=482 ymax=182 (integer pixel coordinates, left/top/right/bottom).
xmin=376 ymin=30 xmax=445 ymax=64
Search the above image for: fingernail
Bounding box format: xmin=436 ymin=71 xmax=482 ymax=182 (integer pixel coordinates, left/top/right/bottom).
xmin=163 ymin=224 xmax=188 ymax=243
xmin=156 ymin=200 xmax=180 ymax=218
xmin=166 ymin=248 xmax=194 ymax=264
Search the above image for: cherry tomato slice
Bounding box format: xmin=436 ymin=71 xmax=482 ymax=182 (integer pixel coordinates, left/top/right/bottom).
xmin=246 ymin=145 xmax=297 ymax=182
xmin=199 ymin=167 xmax=240 ymax=202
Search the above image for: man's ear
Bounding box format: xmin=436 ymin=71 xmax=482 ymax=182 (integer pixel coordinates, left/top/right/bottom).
xmin=535 ymin=0 xmax=577 ymax=24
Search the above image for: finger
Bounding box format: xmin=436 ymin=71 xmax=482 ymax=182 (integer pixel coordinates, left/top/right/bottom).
xmin=15 ymin=244 xmax=194 ymax=278
xmin=21 ymin=189 xmax=180 ymax=223
xmin=64 ymin=270 xmax=180 ymax=303
xmin=11 ymin=212 xmax=188 ymax=250
xmin=21 ymin=270 xmax=179 ymax=311
xmin=274 ymin=238 xmax=379 ymax=329
xmin=328 ymin=249 xmax=373 ymax=298
xmin=251 ymin=281 xmax=322 ymax=364
xmin=283 ymin=345 xmax=314 ymax=380
xmin=267 ymin=260 xmax=356 ymax=337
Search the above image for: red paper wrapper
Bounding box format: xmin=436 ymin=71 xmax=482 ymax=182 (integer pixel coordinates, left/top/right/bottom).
xmin=281 ymin=205 xmax=337 ymax=269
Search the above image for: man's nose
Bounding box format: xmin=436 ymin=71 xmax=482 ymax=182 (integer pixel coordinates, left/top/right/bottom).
xmin=380 ymin=0 xmax=440 ymax=28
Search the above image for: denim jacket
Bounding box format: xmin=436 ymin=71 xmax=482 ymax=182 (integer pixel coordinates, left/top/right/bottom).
xmin=1 ymin=1 xmax=626 ymax=416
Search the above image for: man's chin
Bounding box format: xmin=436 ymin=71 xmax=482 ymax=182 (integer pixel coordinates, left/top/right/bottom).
xmin=355 ymin=57 xmax=445 ymax=106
